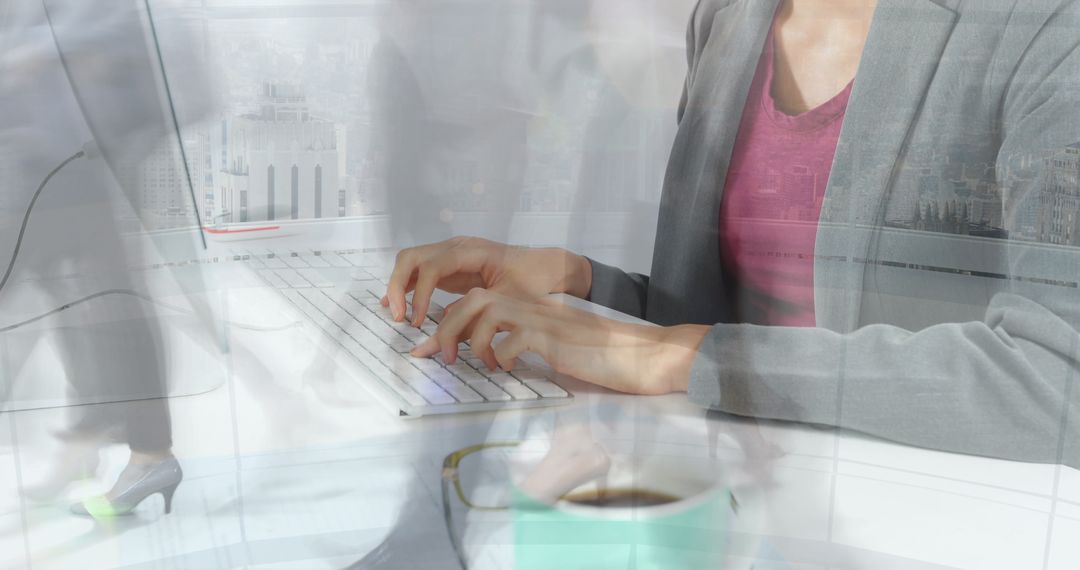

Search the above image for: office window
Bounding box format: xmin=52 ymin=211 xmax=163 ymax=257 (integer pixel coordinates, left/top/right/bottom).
xmin=239 ymin=190 xmax=248 ymax=223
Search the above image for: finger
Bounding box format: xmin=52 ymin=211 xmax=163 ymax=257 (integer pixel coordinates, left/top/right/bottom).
xmin=389 ymin=273 xmax=420 ymax=301
xmin=429 ymin=288 xmax=493 ymax=364
xmin=469 ymin=307 xmax=504 ymax=371
xmin=493 ymin=329 xmax=531 ymax=371
xmin=411 ymin=335 xmax=440 ymax=358
xmin=386 ymin=248 xmax=422 ymax=321
xmin=410 ymin=258 xmax=453 ymax=327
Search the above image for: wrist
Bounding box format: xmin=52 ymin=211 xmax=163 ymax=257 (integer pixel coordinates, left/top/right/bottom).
xmin=546 ymin=249 xmax=592 ymax=299
xmin=652 ymin=325 xmax=711 ymax=393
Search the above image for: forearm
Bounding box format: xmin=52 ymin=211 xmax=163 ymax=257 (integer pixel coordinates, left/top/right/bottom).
xmin=653 ymin=324 xmax=711 ymax=393
xmin=685 ymin=301 xmax=1080 ymax=467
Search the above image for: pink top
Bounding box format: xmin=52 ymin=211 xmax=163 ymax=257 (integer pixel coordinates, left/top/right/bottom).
xmin=719 ymin=24 xmax=853 ymax=327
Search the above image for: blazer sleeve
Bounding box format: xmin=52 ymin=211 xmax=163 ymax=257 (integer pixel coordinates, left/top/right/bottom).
xmin=585 ymin=258 xmax=650 ymax=319
xmin=687 ymin=5 xmax=1080 ymax=468
xmin=583 ymin=0 xmax=721 ymax=319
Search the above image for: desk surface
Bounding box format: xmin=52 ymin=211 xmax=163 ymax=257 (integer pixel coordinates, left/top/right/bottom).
xmin=1 ymin=231 xmax=1078 ymax=570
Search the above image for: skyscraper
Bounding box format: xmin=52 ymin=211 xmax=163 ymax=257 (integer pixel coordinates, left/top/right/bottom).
xmin=214 ymin=83 xmax=343 ymax=223
xmin=1036 ymin=144 xmax=1080 ymax=246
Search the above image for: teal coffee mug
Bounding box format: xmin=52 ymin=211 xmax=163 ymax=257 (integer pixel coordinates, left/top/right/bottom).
xmin=512 ymin=455 xmax=734 ymax=569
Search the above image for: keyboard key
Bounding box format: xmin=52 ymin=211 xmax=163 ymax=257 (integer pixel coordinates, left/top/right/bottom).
xmin=470 ymin=381 xmax=512 ymax=402
xmin=355 ymin=350 xmax=389 ymax=375
xmin=449 ymin=363 xmax=488 ymax=385
xmin=274 ymin=268 xmax=311 ymax=288
xmin=243 ymin=251 xmax=267 ymax=268
xmin=305 ymin=293 xmax=355 ymax=328
xmin=366 ymin=344 xmax=400 ymax=365
xmin=262 ymin=254 xmax=288 ymax=269
xmin=354 ymin=312 xmax=411 ymax=347
xmin=394 ymin=369 xmax=454 ymax=405
xmin=371 ymin=303 xmax=397 ymax=322
xmin=358 ymin=290 xmax=385 ymax=308
xmin=341 ymin=293 xmax=380 ymax=315
xmin=285 ymin=291 xmax=336 ymax=332
xmin=299 ymin=290 xmax=350 ymax=323
xmin=340 ymin=296 xmax=390 ymax=329
xmin=297 ymin=268 xmax=334 ymax=288
xmin=443 ymin=382 xmax=484 ymax=403
xmin=389 ymin=354 xmax=441 ymax=383
xmin=258 ymin=269 xmax=288 ymax=289
xmin=374 ymin=372 xmax=428 ymax=407
xmin=406 ymin=355 xmax=446 ymax=377
xmin=341 ymin=252 xmax=378 ymax=267
xmin=301 ymin=253 xmax=332 ymax=268
xmin=511 ymin=369 xmax=551 ymax=382
xmin=490 ymin=374 xmax=539 ymax=400
xmin=280 ymin=288 xmax=308 ymax=308
xmin=427 ymin=306 xmax=446 ymax=323
xmin=356 ymin=313 xmax=412 ymax=349
xmin=520 ymin=378 xmax=568 ymax=399
xmin=424 ymin=366 xmax=460 ymax=387
xmin=489 ymin=373 xmax=517 ymax=387
xmin=352 ymin=268 xmax=376 ymax=281
xmin=319 ymin=251 xmax=353 ymax=268
xmin=378 ymin=379 xmax=427 ymax=407
xmin=284 ymin=254 xmax=311 ymax=269
xmin=397 ymin=326 xmax=428 ymax=342
xmin=390 ymin=358 xmax=424 ymax=382
xmin=338 ymin=334 xmax=375 ymax=364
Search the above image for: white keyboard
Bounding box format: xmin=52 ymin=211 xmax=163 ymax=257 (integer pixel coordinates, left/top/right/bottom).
xmin=241 ymin=248 xmax=573 ymax=417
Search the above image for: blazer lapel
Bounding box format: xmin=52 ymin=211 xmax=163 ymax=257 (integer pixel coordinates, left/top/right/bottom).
xmin=814 ymin=0 xmax=958 ymax=332
xmin=649 ymin=0 xmax=780 ymax=325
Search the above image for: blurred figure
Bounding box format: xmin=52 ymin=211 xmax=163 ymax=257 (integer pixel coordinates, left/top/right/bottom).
xmin=1 ymin=0 xmax=212 ymax=515
xmin=368 ymin=0 xmax=536 ymax=246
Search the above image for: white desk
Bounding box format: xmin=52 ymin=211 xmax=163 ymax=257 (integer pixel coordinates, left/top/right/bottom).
xmin=1 ymin=231 xmax=1078 ymax=569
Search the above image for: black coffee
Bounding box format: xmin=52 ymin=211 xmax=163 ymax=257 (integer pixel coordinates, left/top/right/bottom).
xmin=562 ymin=488 xmax=681 ymax=508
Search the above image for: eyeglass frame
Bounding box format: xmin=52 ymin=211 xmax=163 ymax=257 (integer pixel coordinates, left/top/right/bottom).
xmin=440 ymin=441 xmax=521 ymax=570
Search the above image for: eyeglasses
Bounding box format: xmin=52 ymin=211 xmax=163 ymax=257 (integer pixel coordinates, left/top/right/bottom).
xmin=440 ymin=441 xmax=520 ymax=570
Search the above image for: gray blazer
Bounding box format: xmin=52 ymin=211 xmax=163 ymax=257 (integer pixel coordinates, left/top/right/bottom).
xmin=587 ymin=0 xmax=1080 ymax=467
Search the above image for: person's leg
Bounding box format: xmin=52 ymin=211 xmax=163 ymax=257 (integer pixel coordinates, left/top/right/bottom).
xmin=56 ymin=315 xmax=170 ymax=447
xmin=62 ymin=315 xmax=181 ymax=516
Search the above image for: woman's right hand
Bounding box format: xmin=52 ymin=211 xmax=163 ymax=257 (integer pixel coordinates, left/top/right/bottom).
xmin=382 ymin=236 xmax=593 ymax=326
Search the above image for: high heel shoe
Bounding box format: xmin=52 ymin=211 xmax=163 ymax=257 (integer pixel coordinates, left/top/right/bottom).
xmin=71 ymin=456 xmax=182 ymax=517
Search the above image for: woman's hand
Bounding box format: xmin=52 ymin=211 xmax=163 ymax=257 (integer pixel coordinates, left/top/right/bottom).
xmin=383 ymin=236 xmax=592 ymax=327
xmin=410 ymin=288 xmax=710 ymax=396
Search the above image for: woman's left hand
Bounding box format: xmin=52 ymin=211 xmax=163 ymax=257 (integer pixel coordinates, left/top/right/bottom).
xmin=410 ymin=288 xmax=709 ymax=395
